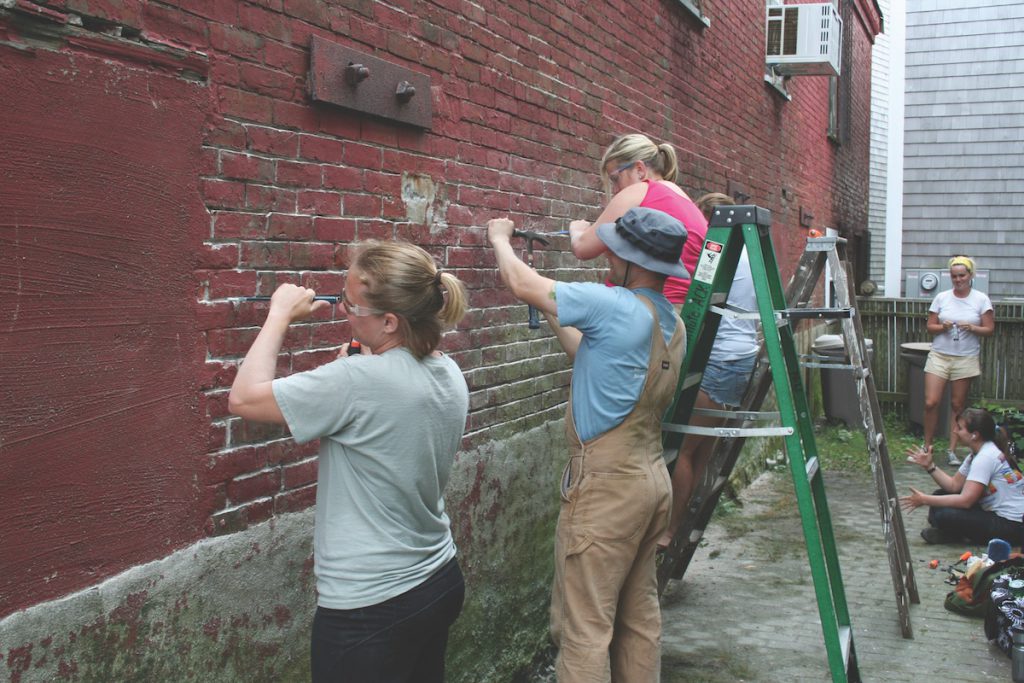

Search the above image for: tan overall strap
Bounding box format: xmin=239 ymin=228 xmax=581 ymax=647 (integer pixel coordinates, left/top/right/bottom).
xmin=565 ymin=292 xmax=684 ymax=450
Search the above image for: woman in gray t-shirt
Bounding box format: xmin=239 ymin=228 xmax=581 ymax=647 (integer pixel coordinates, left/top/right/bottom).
xmin=229 ymin=241 xmax=469 ymax=683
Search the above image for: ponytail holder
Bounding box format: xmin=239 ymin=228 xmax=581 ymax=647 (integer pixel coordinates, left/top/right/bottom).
xmin=948 ymin=255 xmax=975 ymax=275
xmin=434 ymin=270 xmax=444 ymax=287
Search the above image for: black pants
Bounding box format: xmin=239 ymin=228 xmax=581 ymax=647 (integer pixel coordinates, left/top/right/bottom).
xmin=311 ymin=557 xmax=465 ymax=683
xmin=928 ymin=490 xmax=1024 ymax=546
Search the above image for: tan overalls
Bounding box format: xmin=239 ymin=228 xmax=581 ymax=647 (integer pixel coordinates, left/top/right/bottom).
xmin=551 ymin=294 xmax=685 ymax=683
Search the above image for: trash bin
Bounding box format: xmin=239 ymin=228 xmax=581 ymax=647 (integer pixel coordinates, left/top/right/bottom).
xmin=900 ymin=342 xmax=950 ymax=438
xmin=813 ymin=334 xmax=874 ymax=428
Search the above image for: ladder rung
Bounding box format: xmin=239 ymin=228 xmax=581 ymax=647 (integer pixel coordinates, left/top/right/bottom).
xmin=691 ymin=407 xmax=780 ymax=421
xmin=805 ymin=235 xmax=847 ymax=251
xmin=709 ymin=292 xmax=728 ymax=305
xmin=806 ymin=456 xmax=820 ymax=481
xmin=780 ymin=307 xmax=854 ymax=320
xmin=800 ymin=361 xmax=859 ymax=371
xmin=710 ymin=304 xmax=760 ymax=320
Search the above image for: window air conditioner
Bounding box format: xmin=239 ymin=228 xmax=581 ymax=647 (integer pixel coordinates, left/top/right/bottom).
xmin=765 ymin=3 xmax=842 ymax=77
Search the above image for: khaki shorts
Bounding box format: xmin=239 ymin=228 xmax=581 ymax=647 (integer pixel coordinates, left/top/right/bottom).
xmin=925 ymin=350 xmax=981 ymax=381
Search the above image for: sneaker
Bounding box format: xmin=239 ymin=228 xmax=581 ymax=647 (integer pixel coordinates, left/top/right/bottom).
xmin=947 ymin=450 xmax=962 ymax=467
xmin=921 ymin=527 xmax=956 ymax=545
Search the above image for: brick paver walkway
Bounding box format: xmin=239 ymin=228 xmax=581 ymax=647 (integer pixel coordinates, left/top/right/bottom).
xmin=659 ymin=461 xmax=1011 ymax=682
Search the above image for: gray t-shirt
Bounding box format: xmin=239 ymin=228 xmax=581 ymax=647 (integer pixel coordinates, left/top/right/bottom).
xmin=710 ymin=249 xmax=759 ymax=363
xmin=272 ymin=348 xmax=469 ymax=609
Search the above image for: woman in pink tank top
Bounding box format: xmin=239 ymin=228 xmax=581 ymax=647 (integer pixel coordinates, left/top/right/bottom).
xmin=569 ymin=134 xmax=708 ymax=304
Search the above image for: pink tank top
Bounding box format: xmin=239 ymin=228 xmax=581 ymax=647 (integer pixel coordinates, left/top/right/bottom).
xmin=638 ymin=180 xmax=708 ymax=304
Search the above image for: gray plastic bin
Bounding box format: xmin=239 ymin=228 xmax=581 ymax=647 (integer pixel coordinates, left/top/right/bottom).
xmin=900 ymin=342 xmax=950 ymax=438
xmin=813 ymin=334 xmax=874 ymax=428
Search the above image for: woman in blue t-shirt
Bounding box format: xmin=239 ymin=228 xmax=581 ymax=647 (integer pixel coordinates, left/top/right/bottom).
xmin=902 ymin=408 xmax=1024 ymax=546
xmin=922 ymin=256 xmax=994 ymax=466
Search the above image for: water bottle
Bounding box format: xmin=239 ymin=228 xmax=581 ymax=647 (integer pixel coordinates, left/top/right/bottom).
xmin=952 ymin=323 xmax=960 ymax=342
xmin=1013 ymin=629 xmax=1024 ymax=683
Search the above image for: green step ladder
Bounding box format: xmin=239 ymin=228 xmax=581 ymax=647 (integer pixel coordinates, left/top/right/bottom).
xmin=659 ymin=205 xmax=862 ymax=682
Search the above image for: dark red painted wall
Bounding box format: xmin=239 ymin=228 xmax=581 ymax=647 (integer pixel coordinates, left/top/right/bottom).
xmin=0 ymin=0 xmax=880 ymax=618
xmin=0 ymin=39 xmax=211 ymax=614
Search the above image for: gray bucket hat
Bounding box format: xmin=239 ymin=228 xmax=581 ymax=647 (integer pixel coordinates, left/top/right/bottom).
xmin=596 ymin=207 xmax=690 ymax=279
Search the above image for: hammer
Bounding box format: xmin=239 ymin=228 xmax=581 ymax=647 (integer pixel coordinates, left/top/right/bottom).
xmin=512 ymin=229 xmax=550 ymax=329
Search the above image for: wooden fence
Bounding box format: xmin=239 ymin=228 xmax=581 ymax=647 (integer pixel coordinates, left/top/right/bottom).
xmin=857 ymin=297 xmax=1024 ymax=408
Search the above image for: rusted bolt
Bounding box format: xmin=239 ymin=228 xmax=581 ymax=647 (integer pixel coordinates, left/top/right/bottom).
xmin=396 ymin=81 xmax=416 ymax=103
xmin=345 ymin=63 xmax=370 ymax=85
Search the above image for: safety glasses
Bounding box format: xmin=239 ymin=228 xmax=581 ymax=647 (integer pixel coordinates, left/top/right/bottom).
xmin=341 ymin=288 xmax=385 ymax=317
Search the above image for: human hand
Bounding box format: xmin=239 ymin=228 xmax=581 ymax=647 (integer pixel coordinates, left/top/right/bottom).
xmin=899 ymin=487 xmax=926 ymax=512
xmin=942 ymin=320 xmax=954 ymax=332
xmin=905 ymin=444 xmax=934 ymax=470
xmin=487 ymin=217 xmax=515 ymax=245
xmin=339 ymin=340 xmax=371 ymax=358
xmin=957 ymin=321 xmax=972 ymax=332
xmin=268 ymin=284 xmax=329 ymax=323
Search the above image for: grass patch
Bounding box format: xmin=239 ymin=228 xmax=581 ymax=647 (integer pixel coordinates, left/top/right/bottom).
xmin=812 ymin=411 xmax=921 ymax=474
xmin=662 ymin=650 xmax=756 ymax=683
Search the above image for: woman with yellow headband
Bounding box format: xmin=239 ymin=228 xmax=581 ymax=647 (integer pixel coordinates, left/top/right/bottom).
xmin=922 ymin=255 xmax=995 ymax=468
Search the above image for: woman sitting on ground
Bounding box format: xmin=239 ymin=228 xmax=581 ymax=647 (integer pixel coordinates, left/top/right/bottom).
xmin=902 ymin=408 xmax=1024 ymax=546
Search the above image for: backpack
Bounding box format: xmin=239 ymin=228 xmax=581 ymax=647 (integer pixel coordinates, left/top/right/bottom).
xmin=944 ymin=555 xmax=1024 ymax=617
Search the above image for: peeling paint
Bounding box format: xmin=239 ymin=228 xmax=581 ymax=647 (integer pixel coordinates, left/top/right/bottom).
xmin=401 ymin=172 xmax=449 ymax=232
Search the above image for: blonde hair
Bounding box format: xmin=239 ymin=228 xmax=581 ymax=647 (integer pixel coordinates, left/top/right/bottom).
xmin=694 ymin=192 xmax=735 ymax=221
xmin=351 ymin=241 xmax=468 ymax=358
xmin=600 ymin=133 xmax=679 ymax=194
xmin=948 ymin=255 xmax=975 ymax=275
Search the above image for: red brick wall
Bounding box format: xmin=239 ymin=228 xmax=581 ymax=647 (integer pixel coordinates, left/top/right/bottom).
xmin=0 ymin=0 xmax=880 ymax=614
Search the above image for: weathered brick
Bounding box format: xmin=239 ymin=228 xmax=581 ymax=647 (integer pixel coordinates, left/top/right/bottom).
xmin=267 ymin=213 xmax=314 ymax=240
xmin=141 ymin=3 xmax=209 ymax=48
xmin=227 ymin=469 xmax=280 ymax=504
xmin=342 ymin=193 xmax=381 ymax=217
xmin=274 ymin=485 xmax=317 ymax=513
xmin=247 ymin=125 xmax=300 ymax=157
xmin=313 ymin=217 xmax=356 ymax=242
xmin=203 ymin=178 xmax=247 ymax=210
xmin=202 ymin=269 xmax=258 ymax=299
xmin=322 ymin=165 xmax=363 ymax=191
xmin=220 ymin=150 xmax=275 ymax=182
xmin=209 ymin=22 xmax=262 ymax=60
xmin=297 ymin=190 xmax=341 ymax=216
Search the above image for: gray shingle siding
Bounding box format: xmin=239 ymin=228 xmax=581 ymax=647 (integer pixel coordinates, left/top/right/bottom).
xmin=902 ymin=0 xmax=1024 ymax=300
xmin=868 ymin=0 xmax=892 ymax=283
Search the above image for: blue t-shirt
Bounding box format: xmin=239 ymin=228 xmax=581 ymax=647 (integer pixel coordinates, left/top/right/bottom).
xmin=556 ymin=282 xmax=677 ymax=442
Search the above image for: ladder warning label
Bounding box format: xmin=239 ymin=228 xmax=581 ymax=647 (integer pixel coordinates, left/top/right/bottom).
xmin=694 ymin=240 xmax=724 ymax=285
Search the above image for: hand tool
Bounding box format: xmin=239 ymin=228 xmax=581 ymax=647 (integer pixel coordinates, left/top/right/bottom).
xmin=511 ymin=229 xmax=550 ymax=329
xmin=236 ymin=296 xmax=339 ymax=303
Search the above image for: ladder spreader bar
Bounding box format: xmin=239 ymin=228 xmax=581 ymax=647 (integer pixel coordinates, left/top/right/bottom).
xmin=661 ymin=424 xmax=794 ymax=438
xmin=690 ymin=407 xmax=780 ymax=421
xmin=780 ymin=307 xmax=855 ymax=320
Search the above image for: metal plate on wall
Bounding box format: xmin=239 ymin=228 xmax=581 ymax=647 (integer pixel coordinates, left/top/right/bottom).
xmin=308 ymin=36 xmax=432 ymax=129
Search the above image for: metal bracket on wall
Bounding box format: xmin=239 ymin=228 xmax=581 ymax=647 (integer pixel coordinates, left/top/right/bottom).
xmin=800 ymin=205 xmax=815 ymax=228
xmin=308 ymin=35 xmax=432 ymax=129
